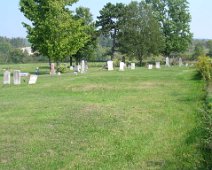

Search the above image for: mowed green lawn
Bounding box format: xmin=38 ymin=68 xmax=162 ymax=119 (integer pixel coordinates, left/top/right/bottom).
xmin=0 ymin=64 xmax=205 ymax=169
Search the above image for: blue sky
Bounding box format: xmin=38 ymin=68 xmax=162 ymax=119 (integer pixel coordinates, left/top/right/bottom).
xmin=0 ymin=0 xmax=212 ymax=39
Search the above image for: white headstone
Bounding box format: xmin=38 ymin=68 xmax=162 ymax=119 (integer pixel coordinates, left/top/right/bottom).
xmin=131 ymin=63 xmax=135 ymax=70
xmin=81 ymin=60 xmax=85 ymax=73
xmin=3 ymin=70 xmax=11 ymax=85
xmin=156 ymin=62 xmax=161 ymax=69
xmin=148 ymin=64 xmax=153 ymax=69
xmin=50 ymin=63 xmax=56 ymax=75
xmin=70 ymin=66 xmax=74 ymax=70
xmin=185 ymin=63 xmax=188 ymax=67
xmin=13 ymin=70 xmax=21 ymax=85
xmin=179 ymin=58 xmax=183 ymax=67
xmin=28 ymin=75 xmax=38 ymax=84
xmin=165 ymin=57 xmax=170 ymax=67
xmin=107 ymin=60 xmax=113 ymax=71
xmin=119 ymin=62 xmax=125 ymax=71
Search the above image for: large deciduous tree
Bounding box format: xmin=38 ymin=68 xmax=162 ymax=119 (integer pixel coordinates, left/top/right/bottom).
xmin=96 ymin=3 xmax=125 ymax=60
xmin=146 ymin=0 xmax=192 ymax=57
xmin=19 ymin=0 xmax=89 ymax=65
xmin=119 ymin=1 xmax=165 ymax=66
xmin=73 ymin=7 xmax=97 ymax=64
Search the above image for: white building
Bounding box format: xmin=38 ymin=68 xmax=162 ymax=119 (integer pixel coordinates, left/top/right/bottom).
xmin=21 ymin=47 xmax=34 ymax=55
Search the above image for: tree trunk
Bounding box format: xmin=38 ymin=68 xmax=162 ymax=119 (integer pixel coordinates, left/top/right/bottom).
xmin=70 ymin=56 xmax=72 ymax=66
xmin=48 ymin=57 xmax=51 ymax=70
xmin=111 ymin=29 xmax=117 ymax=60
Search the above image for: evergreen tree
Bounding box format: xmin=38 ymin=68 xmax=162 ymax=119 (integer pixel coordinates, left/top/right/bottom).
xmin=96 ymin=3 xmax=125 ymax=60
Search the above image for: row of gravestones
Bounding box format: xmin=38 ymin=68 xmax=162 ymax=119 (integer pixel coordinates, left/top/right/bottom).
xmin=50 ymin=60 xmax=88 ymax=76
xmin=107 ymin=61 xmax=135 ymax=71
xmin=3 ymin=70 xmax=37 ymax=85
xmin=165 ymin=57 xmax=185 ymax=67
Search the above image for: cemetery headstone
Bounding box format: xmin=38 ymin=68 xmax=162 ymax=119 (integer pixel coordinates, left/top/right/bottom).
xmin=50 ymin=63 xmax=56 ymax=75
xmin=148 ymin=64 xmax=153 ymax=69
xmin=70 ymin=66 xmax=74 ymax=70
xmin=119 ymin=62 xmax=125 ymax=71
xmin=81 ymin=60 xmax=85 ymax=73
xmin=179 ymin=58 xmax=183 ymax=67
xmin=13 ymin=70 xmax=21 ymax=85
xmin=28 ymin=75 xmax=38 ymax=84
xmin=156 ymin=62 xmax=161 ymax=69
xmin=3 ymin=70 xmax=11 ymax=85
xmin=165 ymin=57 xmax=170 ymax=67
xmin=131 ymin=63 xmax=135 ymax=70
xmin=107 ymin=60 xmax=113 ymax=71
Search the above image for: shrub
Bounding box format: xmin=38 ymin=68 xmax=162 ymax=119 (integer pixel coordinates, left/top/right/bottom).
xmin=196 ymin=56 xmax=212 ymax=80
xmin=56 ymin=64 xmax=68 ymax=73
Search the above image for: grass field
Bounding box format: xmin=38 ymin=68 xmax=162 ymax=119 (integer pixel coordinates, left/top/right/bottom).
xmin=0 ymin=64 xmax=206 ymax=169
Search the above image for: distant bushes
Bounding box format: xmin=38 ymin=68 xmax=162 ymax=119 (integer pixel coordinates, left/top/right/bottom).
xmin=196 ymin=55 xmax=212 ymax=80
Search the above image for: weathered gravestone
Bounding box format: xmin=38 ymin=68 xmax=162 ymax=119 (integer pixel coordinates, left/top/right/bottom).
xmin=107 ymin=60 xmax=113 ymax=71
xmin=28 ymin=75 xmax=38 ymax=84
xmin=156 ymin=62 xmax=161 ymax=69
xmin=165 ymin=57 xmax=170 ymax=67
xmin=148 ymin=64 xmax=153 ymax=69
xmin=119 ymin=62 xmax=125 ymax=71
xmin=3 ymin=70 xmax=11 ymax=85
xmin=50 ymin=63 xmax=56 ymax=75
xmin=81 ymin=60 xmax=86 ymax=73
xmin=13 ymin=70 xmax=21 ymax=85
xmin=179 ymin=58 xmax=183 ymax=67
xmin=131 ymin=63 xmax=135 ymax=70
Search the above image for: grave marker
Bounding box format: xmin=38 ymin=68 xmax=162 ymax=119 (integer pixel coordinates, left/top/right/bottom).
xmin=131 ymin=63 xmax=135 ymax=70
xmin=179 ymin=58 xmax=183 ymax=67
xmin=148 ymin=64 xmax=153 ymax=69
xmin=107 ymin=60 xmax=113 ymax=71
xmin=13 ymin=70 xmax=21 ymax=85
xmin=28 ymin=75 xmax=38 ymax=84
xmin=3 ymin=70 xmax=11 ymax=85
xmin=165 ymin=57 xmax=170 ymax=67
xmin=50 ymin=63 xmax=56 ymax=75
xmin=156 ymin=62 xmax=161 ymax=69
xmin=119 ymin=62 xmax=125 ymax=71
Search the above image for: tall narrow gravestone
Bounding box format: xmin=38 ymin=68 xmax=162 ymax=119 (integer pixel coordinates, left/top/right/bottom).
xmin=81 ymin=60 xmax=85 ymax=73
xmin=179 ymin=58 xmax=183 ymax=67
xmin=50 ymin=63 xmax=56 ymax=75
xmin=156 ymin=62 xmax=161 ymax=69
xmin=13 ymin=70 xmax=21 ymax=85
xmin=107 ymin=60 xmax=113 ymax=71
xmin=119 ymin=62 xmax=125 ymax=71
xmin=3 ymin=70 xmax=11 ymax=85
xmin=131 ymin=63 xmax=135 ymax=70
xmin=165 ymin=57 xmax=170 ymax=67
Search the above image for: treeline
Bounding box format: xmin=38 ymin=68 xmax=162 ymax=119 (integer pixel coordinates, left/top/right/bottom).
xmin=1 ymin=0 xmax=211 ymax=65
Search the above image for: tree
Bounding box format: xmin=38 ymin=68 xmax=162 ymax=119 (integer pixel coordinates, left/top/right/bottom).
xmin=193 ymin=43 xmax=205 ymax=58
xmin=19 ymin=0 xmax=89 ymax=66
xmin=146 ymin=0 xmax=192 ymax=56
xmin=73 ymin=7 xmax=97 ymax=64
xmin=207 ymin=40 xmax=212 ymax=56
xmin=96 ymin=3 xmax=125 ymax=60
xmin=119 ymin=1 xmax=165 ymax=66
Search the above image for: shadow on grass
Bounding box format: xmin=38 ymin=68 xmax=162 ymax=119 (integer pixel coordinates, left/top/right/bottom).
xmin=192 ymin=72 xmax=202 ymax=81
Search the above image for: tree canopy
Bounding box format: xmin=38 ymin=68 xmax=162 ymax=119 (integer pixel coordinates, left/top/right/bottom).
xmin=146 ymin=0 xmax=192 ymax=56
xmin=119 ymin=1 xmax=165 ymax=65
xmin=20 ymin=0 xmax=90 ymax=63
